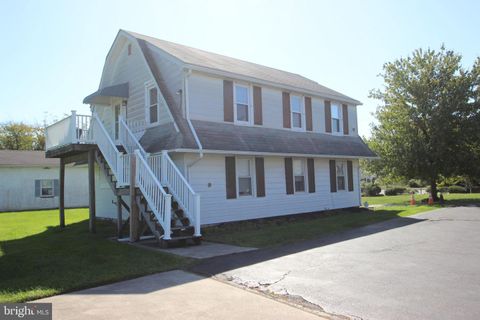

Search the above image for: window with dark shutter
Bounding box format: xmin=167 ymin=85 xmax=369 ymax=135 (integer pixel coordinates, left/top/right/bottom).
xmin=282 ymin=92 xmax=291 ymax=128
xmin=325 ymin=100 xmax=332 ymax=133
xmin=307 ymin=158 xmax=315 ymax=193
xmin=223 ymin=80 xmax=234 ymax=122
xmin=225 ymin=157 xmax=237 ymax=199
xmin=347 ymin=160 xmax=354 ymax=191
xmin=305 ymin=97 xmax=313 ymax=131
xmin=329 ymin=160 xmax=337 ymax=192
xmin=284 ymin=157 xmax=294 ymax=194
xmin=253 ymin=86 xmax=263 ymax=125
xmin=343 ymin=104 xmax=349 ymax=135
xmin=255 ymin=157 xmax=265 ymax=197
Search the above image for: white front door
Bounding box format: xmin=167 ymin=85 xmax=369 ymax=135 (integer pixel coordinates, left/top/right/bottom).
xmin=113 ymin=102 xmax=126 ymax=144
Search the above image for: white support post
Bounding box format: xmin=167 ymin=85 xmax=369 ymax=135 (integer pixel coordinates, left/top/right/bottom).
xmin=194 ymin=194 xmax=201 ymax=237
xmin=70 ymin=110 xmax=77 ymax=143
xmin=163 ymin=194 xmax=172 ymax=240
xmin=161 ymin=150 xmax=168 ymax=185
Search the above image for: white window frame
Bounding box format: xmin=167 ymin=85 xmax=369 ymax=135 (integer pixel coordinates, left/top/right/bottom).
xmin=40 ymin=179 xmax=54 ymax=198
xmin=236 ymin=157 xmax=256 ymax=197
xmin=145 ymin=82 xmax=159 ymax=126
xmin=233 ymin=83 xmax=252 ymax=125
xmin=290 ymin=94 xmax=305 ymax=131
xmin=331 ymin=102 xmax=343 ymax=135
xmin=293 ymin=158 xmax=307 ymax=193
xmin=336 ymin=161 xmax=347 ymax=192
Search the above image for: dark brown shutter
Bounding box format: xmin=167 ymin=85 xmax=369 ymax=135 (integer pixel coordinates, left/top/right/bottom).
xmin=282 ymin=92 xmax=291 ymax=128
xmin=253 ymin=86 xmax=263 ymax=125
xmin=325 ymin=100 xmax=332 ymax=133
xmin=307 ymin=158 xmax=315 ymax=193
xmin=347 ymin=160 xmax=354 ymax=191
xmin=284 ymin=157 xmax=294 ymax=194
xmin=225 ymin=156 xmax=236 ymax=199
xmin=305 ymin=97 xmax=313 ymax=131
xmin=255 ymin=157 xmax=265 ymax=197
xmin=329 ymin=159 xmax=337 ymax=192
xmin=342 ymin=104 xmax=349 ymax=135
xmin=223 ymin=80 xmax=234 ymax=122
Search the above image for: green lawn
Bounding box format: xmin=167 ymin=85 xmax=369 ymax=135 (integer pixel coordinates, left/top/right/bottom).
xmin=0 ymin=208 xmax=190 ymax=303
xmin=363 ymin=193 xmax=480 ymax=206
xmin=204 ymin=194 xmax=480 ymax=248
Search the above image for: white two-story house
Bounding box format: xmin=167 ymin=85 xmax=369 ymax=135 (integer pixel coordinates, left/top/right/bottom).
xmin=45 ymin=30 xmax=375 ymax=246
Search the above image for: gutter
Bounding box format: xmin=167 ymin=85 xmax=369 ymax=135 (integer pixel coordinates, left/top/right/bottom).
xmin=183 ymin=68 xmax=204 ymax=178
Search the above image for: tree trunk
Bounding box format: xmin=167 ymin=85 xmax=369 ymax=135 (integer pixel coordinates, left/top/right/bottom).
xmin=430 ymin=180 xmax=439 ymax=202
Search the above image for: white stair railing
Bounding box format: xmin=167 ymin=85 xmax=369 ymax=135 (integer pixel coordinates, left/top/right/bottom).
xmin=45 ymin=111 xmax=93 ymax=150
xmin=119 ymin=117 xmax=147 ymax=157
xmin=135 ymin=150 xmax=172 ymax=240
xmin=91 ymin=113 xmax=129 ymax=186
xmin=160 ymin=151 xmax=201 ymax=237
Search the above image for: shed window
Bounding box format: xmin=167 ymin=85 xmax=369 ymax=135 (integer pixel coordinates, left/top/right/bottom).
xmin=291 ymin=95 xmax=303 ymax=129
xmin=237 ymin=158 xmax=253 ymax=196
xmin=336 ymin=161 xmax=346 ymax=191
xmin=235 ymin=84 xmax=250 ymax=123
xmin=40 ymin=180 xmax=54 ymax=198
xmin=293 ymin=159 xmax=305 ymax=192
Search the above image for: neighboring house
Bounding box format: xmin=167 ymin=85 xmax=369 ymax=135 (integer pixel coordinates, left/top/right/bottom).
xmin=45 ymin=30 xmax=376 ymax=245
xmin=0 ymin=150 xmax=88 ymax=211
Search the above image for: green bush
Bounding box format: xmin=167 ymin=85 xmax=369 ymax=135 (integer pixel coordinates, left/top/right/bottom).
xmin=448 ymin=185 xmax=466 ymax=193
xmin=384 ymin=187 xmax=406 ymax=196
xmin=361 ymin=182 xmax=381 ymax=196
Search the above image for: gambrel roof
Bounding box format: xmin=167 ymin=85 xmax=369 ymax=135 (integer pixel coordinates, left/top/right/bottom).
xmin=124 ymin=30 xmax=361 ymax=105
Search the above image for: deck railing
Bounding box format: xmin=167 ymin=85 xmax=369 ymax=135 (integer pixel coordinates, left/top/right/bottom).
xmin=45 ymin=111 xmax=93 ymax=150
xmin=135 ymin=150 xmax=172 ymax=240
xmin=119 ymin=117 xmax=147 ymax=157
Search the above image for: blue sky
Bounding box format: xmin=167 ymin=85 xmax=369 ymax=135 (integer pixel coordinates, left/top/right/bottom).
xmin=0 ymin=0 xmax=478 ymax=136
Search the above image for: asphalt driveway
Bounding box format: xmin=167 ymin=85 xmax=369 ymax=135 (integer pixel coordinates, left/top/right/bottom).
xmin=191 ymin=207 xmax=480 ymax=320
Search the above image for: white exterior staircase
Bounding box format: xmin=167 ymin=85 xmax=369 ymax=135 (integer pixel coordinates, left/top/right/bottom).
xmin=45 ymin=111 xmax=201 ymax=246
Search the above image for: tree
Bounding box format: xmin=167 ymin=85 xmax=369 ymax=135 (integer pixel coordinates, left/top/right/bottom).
xmin=369 ymin=47 xmax=480 ymax=201
xmin=0 ymin=122 xmax=45 ymax=150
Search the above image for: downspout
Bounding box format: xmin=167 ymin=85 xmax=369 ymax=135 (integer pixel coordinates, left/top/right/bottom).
xmin=183 ymin=69 xmax=203 ymax=179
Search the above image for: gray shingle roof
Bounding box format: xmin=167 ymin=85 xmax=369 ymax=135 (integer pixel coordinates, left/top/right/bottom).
xmin=0 ymin=150 xmax=59 ymax=166
xmin=124 ymin=30 xmax=361 ymax=105
xmin=140 ymin=120 xmax=376 ymax=158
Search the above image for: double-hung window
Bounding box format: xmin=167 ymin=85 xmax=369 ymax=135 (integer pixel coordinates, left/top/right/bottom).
xmin=237 ymin=158 xmax=253 ymax=196
xmin=291 ymin=95 xmax=303 ymax=129
xmin=147 ymin=86 xmax=158 ymax=124
xmin=293 ymin=159 xmax=306 ymax=192
xmin=331 ymin=103 xmax=342 ymax=133
xmin=336 ymin=161 xmax=346 ymax=191
xmin=235 ymin=84 xmax=250 ymax=124
xmin=40 ymin=180 xmax=54 ymax=197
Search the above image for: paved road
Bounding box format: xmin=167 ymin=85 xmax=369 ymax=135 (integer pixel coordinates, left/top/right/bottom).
xmin=191 ymin=207 xmax=480 ymax=320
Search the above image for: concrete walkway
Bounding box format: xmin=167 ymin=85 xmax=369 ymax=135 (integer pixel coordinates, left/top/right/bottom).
xmin=36 ymin=270 xmax=323 ymax=320
xmin=134 ymin=240 xmax=257 ymax=259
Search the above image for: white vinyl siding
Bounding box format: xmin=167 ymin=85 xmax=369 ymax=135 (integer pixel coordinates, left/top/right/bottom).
xmin=184 ymin=154 xmax=361 ymax=225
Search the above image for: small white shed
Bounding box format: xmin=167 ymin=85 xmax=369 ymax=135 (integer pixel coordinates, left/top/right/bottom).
xmin=0 ymin=150 xmax=88 ymax=211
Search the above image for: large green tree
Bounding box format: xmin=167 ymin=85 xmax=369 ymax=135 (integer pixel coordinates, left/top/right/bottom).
xmin=0 ymin=122 xmax=45 ymax=150
xmin=369 ymin=47 xmax=480 ymax=200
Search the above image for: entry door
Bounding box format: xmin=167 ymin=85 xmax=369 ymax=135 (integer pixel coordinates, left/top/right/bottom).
xmin=113 ymin=103 xmax=126 ymax=144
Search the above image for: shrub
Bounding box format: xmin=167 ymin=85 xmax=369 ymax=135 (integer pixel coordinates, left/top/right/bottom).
xmin=471 ymin=186 xmax=480 ymax=193
xmin=384 ymin=187 xmax=406 ymax=196
xmin=448 ymin=185 xmax=466 ymax=193
xmin=361 ymin=182 xmax=381 ymax=196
